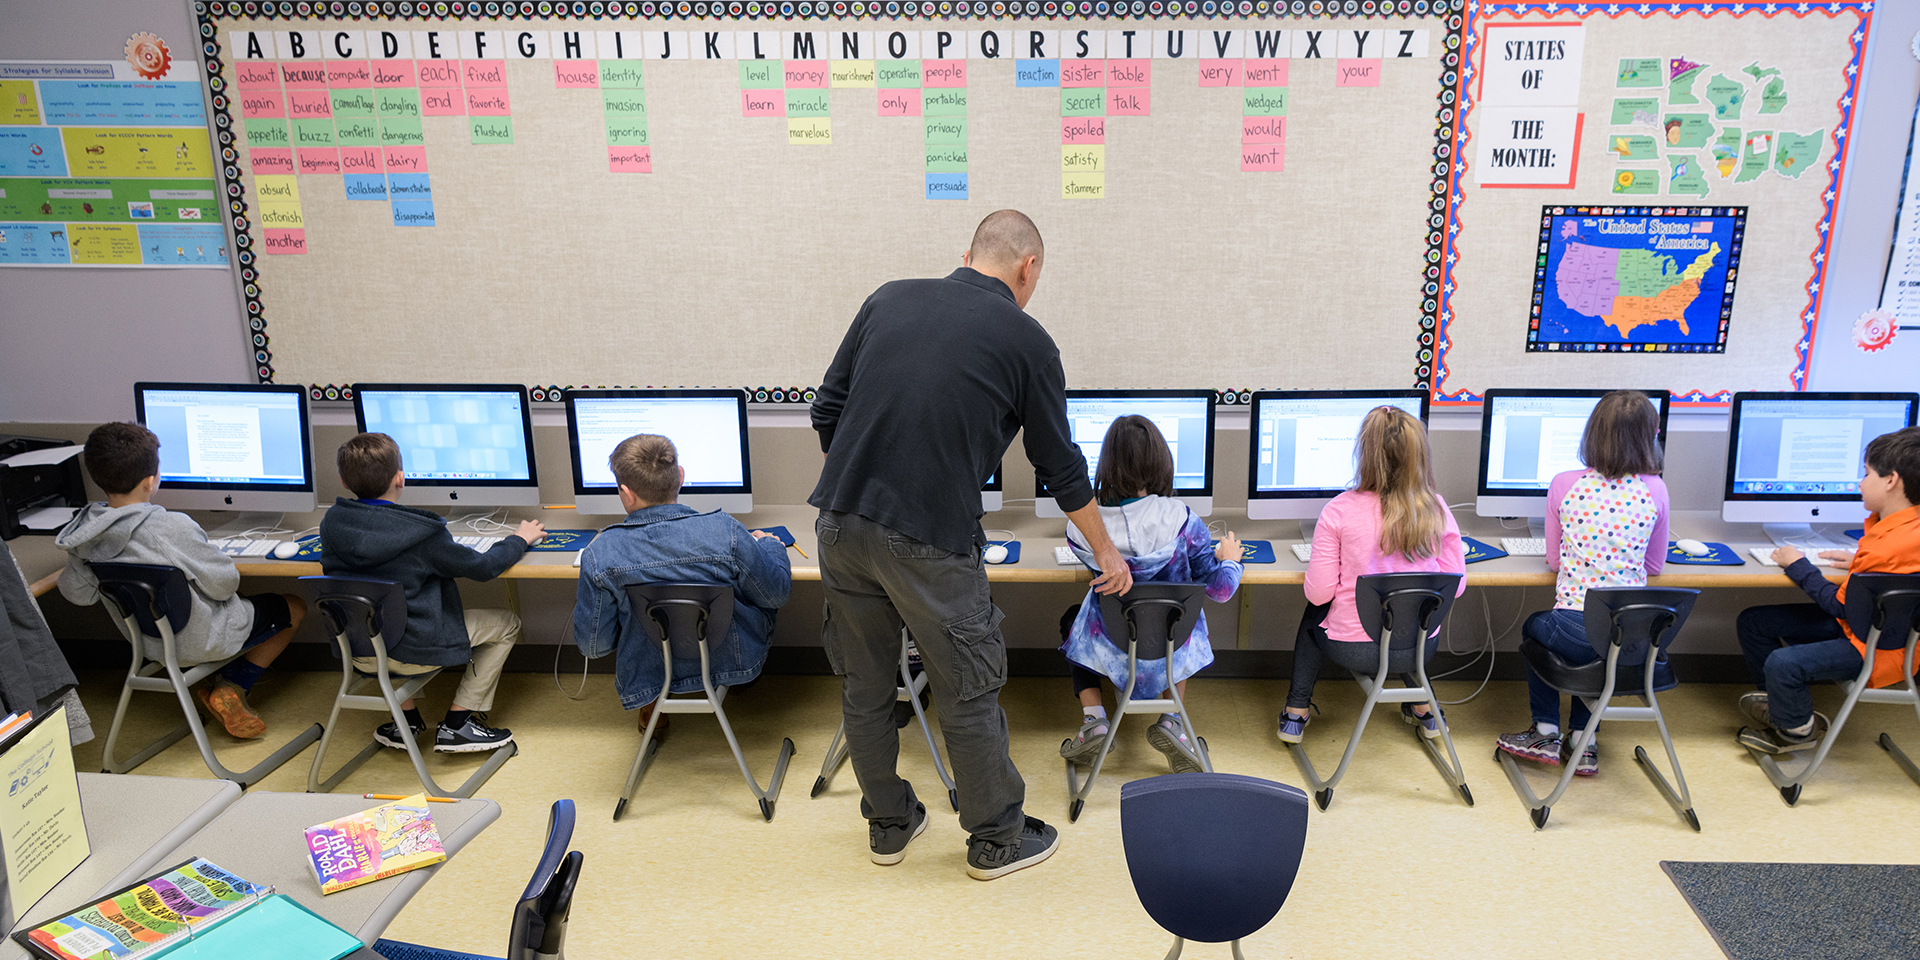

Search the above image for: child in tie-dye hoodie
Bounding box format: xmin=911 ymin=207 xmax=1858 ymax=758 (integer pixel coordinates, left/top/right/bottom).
xmin=1057 ymin=415 xmax=1243 ymax=774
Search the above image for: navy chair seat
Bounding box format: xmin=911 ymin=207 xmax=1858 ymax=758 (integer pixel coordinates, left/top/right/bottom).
xmin=1520 ymin=640 xmax=1677 ymax=698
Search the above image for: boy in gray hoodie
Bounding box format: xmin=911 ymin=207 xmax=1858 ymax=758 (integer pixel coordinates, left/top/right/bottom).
xmin=56 ymin=422 xmax=303 ymax=740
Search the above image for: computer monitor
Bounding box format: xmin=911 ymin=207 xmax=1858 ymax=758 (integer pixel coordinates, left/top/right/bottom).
xmin=982 ymin=465 xmax=1002 ymax=513
xmin=134 ymin=382 xmax=317 ymax=513
xmin=352 ymin=384 xmax=539 ymax=507
xmin=1723 ymin=391 xmax=1918 ymax=541
xmin=563 ymin=389 xmax=753 ymax=514
xmin=1476 ymin=388 xmax=1672 ymax=520
xmin=1037 ymin=390 xmax=1216 ymax=518
xmin=1247 ymin=390 xmax=1431 ymax=521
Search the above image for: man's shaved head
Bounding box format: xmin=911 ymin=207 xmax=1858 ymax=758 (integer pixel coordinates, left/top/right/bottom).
xmin=968 ymin=209 xmax=1044 ymax=270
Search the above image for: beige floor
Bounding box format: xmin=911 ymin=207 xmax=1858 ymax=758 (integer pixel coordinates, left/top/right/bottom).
xmin=65 ymin=665 xmax=1920 ymax=960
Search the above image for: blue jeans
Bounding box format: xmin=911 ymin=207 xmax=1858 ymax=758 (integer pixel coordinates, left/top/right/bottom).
xmin=1736 ymin=604 xmax=1859 ymax=730
xmin=1524 ymin=609 xmax=1601 ymax=732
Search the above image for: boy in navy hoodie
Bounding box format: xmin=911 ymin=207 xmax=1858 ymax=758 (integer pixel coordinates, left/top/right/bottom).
xmin=320 ymin=433 xmax=543 ymax=752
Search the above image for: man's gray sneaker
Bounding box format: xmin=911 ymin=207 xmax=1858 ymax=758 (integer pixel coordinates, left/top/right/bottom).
xmin=1059 ymin=715 xmax=1110 ymax=767
xmin=869 ymin=801 xmax=928 ymax=866
xmin=966 ymin=816 xmax=1060 ymax=881
xmin=1146 ymin=714 xmax=1206 ymax=774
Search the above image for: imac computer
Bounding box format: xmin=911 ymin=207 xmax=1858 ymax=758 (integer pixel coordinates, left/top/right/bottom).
xmin=134 ymin=382 xmax=317 ymax=518
xmin=564 ymin=389 xmax=753 ymax=514
xmin=1037 ymin=390 xmax=1216 ymax=518
xmin=982 ymin=466 xmax=1002 ymax=513
xmin=1247 ymin=390 xmax=1430 ymax=535
xmin=353 ymin=384 xmax=540 ymax=507
xmin=1476 ymin=388 xmax=1672 ymax=532
xmin=1723 ymin=391 xmax=1918 ymax=545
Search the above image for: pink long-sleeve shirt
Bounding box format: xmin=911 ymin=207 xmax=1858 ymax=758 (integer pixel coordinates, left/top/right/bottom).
xmin=1544 ymin=469 xmax=1669 ymax=610
xmin=1305 ymin=490 xmax=1468 ymax=644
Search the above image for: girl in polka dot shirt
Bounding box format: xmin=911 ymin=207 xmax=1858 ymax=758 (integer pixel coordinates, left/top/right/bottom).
xmin=1496 ymin=390 xmax=1669 ymax=776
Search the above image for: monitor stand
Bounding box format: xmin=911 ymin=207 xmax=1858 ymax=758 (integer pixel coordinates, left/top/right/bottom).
xmin=1528 ymin=518 xmax=1547 ymax=540
xmin=1762 ymin=523 xmax=1854 ymax=550
xmin=1296 ymin=519 xmax=1316 ymax=542
xmin=206 ymin=513 xmax=287 ymax=538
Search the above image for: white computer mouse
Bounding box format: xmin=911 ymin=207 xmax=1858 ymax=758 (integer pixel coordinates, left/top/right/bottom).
xmin=983 ymin=544 xmax=1009 ymax=564
xmin=271 ymin=540 xmax=302 ymax=560
xmin=1675 ymin=539 xmax=1711 ymax=557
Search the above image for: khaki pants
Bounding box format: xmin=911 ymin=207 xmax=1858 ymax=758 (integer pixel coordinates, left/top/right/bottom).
xmin=353 ymin=608 xmax=518 ymax=713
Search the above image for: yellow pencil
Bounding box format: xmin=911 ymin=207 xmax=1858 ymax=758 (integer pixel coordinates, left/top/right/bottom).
xmin=362 ymin=793 xmax=458 ymax=802
xmin=790 ymin=542 xmax=809 ymax=559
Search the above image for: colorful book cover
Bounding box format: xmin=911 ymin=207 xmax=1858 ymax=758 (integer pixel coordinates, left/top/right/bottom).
xmin=303 ymin=794 xmax=445 ymax=895
xmin=18 ymin=858 xmax=262 ymax=960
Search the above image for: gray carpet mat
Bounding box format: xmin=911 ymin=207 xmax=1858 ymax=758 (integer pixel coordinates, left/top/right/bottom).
xmin=1661 ymin=861 xmax=1920 ymax=960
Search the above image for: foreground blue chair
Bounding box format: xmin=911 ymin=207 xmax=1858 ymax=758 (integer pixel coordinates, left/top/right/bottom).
xmin=1121 ymin=773 xmax=1309 ymax=960
xmin=373 ymin=799 xmax=583 ymax=960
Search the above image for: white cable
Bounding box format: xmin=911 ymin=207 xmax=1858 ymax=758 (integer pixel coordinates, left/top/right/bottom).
xmin=982 ymin=529 xmax=1017 ymax=542
xmin=551 ymin=619 xmax=591 ymax=700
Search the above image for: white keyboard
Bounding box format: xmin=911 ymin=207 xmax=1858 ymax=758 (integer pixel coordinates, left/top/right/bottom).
xmin=454 ymin=536 xmax=504 ymax=549
xmin=1291 ymin=543 xmax=1312 ymax=562
xmin=1749 ymin=546 xmax=1834 ymax=568
xmin=1054 ymin=546 xmax=1079 ymax=566
xmin=210 ymin=539 xmax=282 ymax=557
xmin=1501 ymin=537 xmax=1548 ymax=557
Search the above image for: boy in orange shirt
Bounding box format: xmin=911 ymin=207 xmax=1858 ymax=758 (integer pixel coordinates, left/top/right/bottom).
xmin=1736 ymin=427 xmax=1920 ymax=752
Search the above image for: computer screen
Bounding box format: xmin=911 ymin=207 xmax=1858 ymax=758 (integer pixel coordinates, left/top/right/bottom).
xmin=353 ymin=384 xmax=538 ymax=506
xmin=1249 ymin=391 xmax=1430 ymax=497
xmin=1479 ymin=389 xmax=1671 ymax=493
xmin=1724 ymin=393 xmax=1917 ymax=503
xmin=564 ymin=390 xmax=751 ymax=512
xmin=1039 ymin=390 xmax=1216 ymax=517
xmin=134 ymin=382 xmax=316 ymax=511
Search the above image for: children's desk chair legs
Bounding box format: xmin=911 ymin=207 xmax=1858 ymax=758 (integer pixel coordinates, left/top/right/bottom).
xmin=89 ymin=562 xmax=322 ymax=788
xmin=301 ymin=576 xmax=518 ymax=799
xmin=374 ymin=799 xmax=583 ymax=960
xmin=1498 ymin=586 xmax=1701 ymax=830
xmin=615 ymin=583 xmax=796 ymax=823
xmin=1065 ymin=583 xmax=1213 ymax=823
xmin=812 ymin=627 xmax=959 ymax=812
xmin=1122 ymin=773 xmax=1309 ymax=960
xmin=1286 ymin=573 xmax=1472 ymax=811
xmin=1744 ymin=574 xmax=1920 ymax=806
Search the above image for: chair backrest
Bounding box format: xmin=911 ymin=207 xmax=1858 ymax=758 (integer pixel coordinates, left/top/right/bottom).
xmin=299 ymin=575 xmax=408 ymax=659
xmin=507 ymin=799 xmax=582 ymax=960
xmin=1121 ymin=773 xmax=1309 ymax=944
xmin=1580 ymin=586 xmax=1700 ymax=664
xmin=1844 ymin=574 xmax=1920 ymax=652
xmin=621 ymin=582 xmax=734 ymax=661
xmin=1354 ymin=572 xmax=1462 ymax=651
xmin=1095 ymin=583 xmax=1206 ymax=662
xmin=87 ymin=562 xmax=191 ymax=639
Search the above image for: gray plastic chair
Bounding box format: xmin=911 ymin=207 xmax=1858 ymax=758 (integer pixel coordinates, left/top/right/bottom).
xmin=1064 ymin=583 xmax=1213 ymax=823
xmin=1744 ymin=573 xmax=1920 ymax=806
xmin=615 ymin=583 xmax=795 ymax=822
xmin=1498 ymin=585 xmax=1700 ymax=830
xmin=811 ymin=628 xmax=959 ymax=812
xmin=90 ymin=561 xmax=321 ymax=787
xmin=301 ymin=575 xmax=517 ymax=799
xmin=1286 ymin=572 xmax=1471 ymax=810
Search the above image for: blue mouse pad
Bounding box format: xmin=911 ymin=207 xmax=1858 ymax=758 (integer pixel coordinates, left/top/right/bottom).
xmin=1665 ymin=540 xmax=1746 ymax=565
xmin=985 ymin=540 xmax=1022 ymax=564
xmin=752 ymin=525 xmax=796 ymax=546
xmin=1210 ymin=540 xmax=1276 ymax=564
xmin=1462 ymin=536 xmax=1508 ymax=563
xmin=528 ymin=529 xmax=598 ymax=552
xmin=1846 ymin=528 xmax=1863 ymax=541
xmin=289 ymin=534 xmax=323 ymax=560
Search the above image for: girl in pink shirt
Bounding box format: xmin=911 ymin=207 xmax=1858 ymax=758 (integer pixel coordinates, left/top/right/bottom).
xmin=1279 ymin=406 xmax=1465 ymax=744
xmin=1495 ymin=390 xmax=1668 ymax=777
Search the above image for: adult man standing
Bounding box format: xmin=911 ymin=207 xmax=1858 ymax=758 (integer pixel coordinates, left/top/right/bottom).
xmin=810 ymin=210 xmax=1132 ymax=880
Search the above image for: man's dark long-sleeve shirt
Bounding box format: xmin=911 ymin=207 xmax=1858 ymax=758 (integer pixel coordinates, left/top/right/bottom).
xmin=809 ymin=267 xmax=1093 ymax=556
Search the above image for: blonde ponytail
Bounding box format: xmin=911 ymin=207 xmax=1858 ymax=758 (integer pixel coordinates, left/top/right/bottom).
xmin=1354 ymin=406 xmax=1445 ymax=560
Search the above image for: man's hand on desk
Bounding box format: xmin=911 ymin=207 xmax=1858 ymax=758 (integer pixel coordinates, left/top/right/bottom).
xmin=515 ymin=520 xmax=548 ymax=547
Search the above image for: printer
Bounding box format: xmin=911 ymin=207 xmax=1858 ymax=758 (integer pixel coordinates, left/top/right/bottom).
xmin=0 ymin=435 xmax=85 ymax=541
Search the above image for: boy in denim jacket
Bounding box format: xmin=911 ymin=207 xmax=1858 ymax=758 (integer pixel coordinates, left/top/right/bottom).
xmin=572 ymin=435 xmax=792 ymax=716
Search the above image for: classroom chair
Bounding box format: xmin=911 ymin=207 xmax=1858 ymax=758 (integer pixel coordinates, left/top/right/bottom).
xmin=811 ymin=627 xmax=959 ymax=812
xmin=1122 ymin=773 xmax=1309 ymax=960
xmin=1744 ymin=573 xmax=1920 ymax=806
xmin=301 ymin=575 xmax=518 ymax=799
xmin=614 ymin=582 xmax=796 ymax=822
xmin=373 ymin=798 xmax=583 ymax=960
xmin=89 ymin=562 xmax=322 ymax=788
xmin=1498 ymin=586 xmax=1701 ymax=830
xmin=1286 ymin=573 xmax=1473 ymax=811
xmin=1064 ymin=583 xmax=1214 ymax=822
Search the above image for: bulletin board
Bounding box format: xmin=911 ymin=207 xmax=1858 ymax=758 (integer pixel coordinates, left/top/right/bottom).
xmin=193 ymin=0 xmax=1468 ymax=399
xmin=1432 ymin=0 xmax=1874 ymax=405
